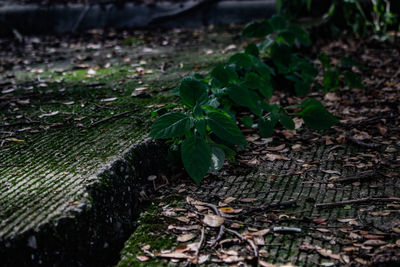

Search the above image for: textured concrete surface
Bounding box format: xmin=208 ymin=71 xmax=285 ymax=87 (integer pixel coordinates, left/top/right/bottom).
xmin=118 ymin=143 xmax=400 ymax=266
xmin=0 ymin=26 xmax=240 ymax=265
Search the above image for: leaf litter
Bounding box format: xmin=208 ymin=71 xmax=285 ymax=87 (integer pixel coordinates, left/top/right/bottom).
xmin=125 ymin=33 xmax=400 ymax=266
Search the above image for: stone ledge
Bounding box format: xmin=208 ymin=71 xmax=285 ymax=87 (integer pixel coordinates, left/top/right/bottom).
xmin=0 ymin=138 xmax=169 ymax=267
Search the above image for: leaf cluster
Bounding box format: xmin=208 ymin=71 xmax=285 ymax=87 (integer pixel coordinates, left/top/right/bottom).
xmin=149 ymin=15 xmax=359 ymax=185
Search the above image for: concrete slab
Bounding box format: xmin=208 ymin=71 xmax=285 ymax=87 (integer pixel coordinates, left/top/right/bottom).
xmin=0 ymin=26 xmax=242 ymax=266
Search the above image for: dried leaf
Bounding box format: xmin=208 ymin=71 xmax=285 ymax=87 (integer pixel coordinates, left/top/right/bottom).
xmin=5 ymin=138 xmax=25 ymax=143
xmin=177 ymin=233 xmax=196 ymax=242
xmin=100 ymin=97 xmax=117 ymax=102
xmin=198 ymin=254 xmax=209 ymax=264
xmin=266 ymin=144 xmax=285 ymax=151
xmin=38 ymin=111 xmax=59 ymax=118
xmin=136 ymin=255 xmax=149 ymax=262
xmin=248 ymin=228 xmax=270 ymax=236
xmin=363 ymin=240 xmax=387 ymax=246
xmin=218 ymin=207 xmax=236 ymax=213
xmin=155 ymin=252 xmax=194 ymax=260
xmin=259 ymin=261 xmax=276 ymax=267
xmin=262 ymin=153 xmax=289 ymax=161
xmin=168 ymin=225 xmax=200 ymax=231
xmin=316 ymin=247 xmax=341 ymax=261
xmin=202 ymin=214 xmax=224 ymax=227
xmin=186 ymin=196 xmax=205 ymax=206
xmin=176 ymin=216 xmax=190 ymax=223
xmin=223 ymin=197 xmax=236 ymax=204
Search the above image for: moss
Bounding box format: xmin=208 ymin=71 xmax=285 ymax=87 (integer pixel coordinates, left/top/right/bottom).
xmin=117 ymin=198 xmax=181 ymax=267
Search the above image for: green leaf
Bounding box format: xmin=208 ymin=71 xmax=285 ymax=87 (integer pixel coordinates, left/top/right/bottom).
xmin=323 ymin=70 xmax=340 ymax=91
xmin=344 ymin=71 xmax=364 ymax=89
xmin=208 ymin=146 xmax=225 ymax=172
xmin=288 ymin=25 xmax=311 ymax=46
xmin=301 ymin=98 xmax=324 ymax=109
xmin=179 ymin=77 xmax=209 ymax=108
xmin=228 ymin=53 xmax=253 ymax=71
xmin=245 ymin=43 xmax=259 ymax=57
xmin=150 ymin=112 xmax=192 ymax=139
xmin=269 ymin=15 xmax=287 ymax=31
xmin=211 ymin=65 xmax=238 ymax=88
xmin=341 ymin=57 xmax=363 ymax=69
xmin=194 ymin=118 xmax=206 ymax=136
xmin=278 ymin=30 xmax=296 ymax=46
xmin=206 ymin=111 xmax=247 ymax=146
xmin=193 ymin=103 xmax=203 ymax=117
xmin=247 ymin=72 xmax=265 ymax=88
xmin=318 ymin=52 xmax=330 ymax=69
xmin=270 ymin=43 xmax=292 ymax=74
xmin=244 ymin=72 xmax=273 ymax=99
xmin=250 ymin=55 xmax=275 ymax=77
xmin=294 ymin=80 xmax=311 ymax=97
xmin=258 ymin=117 xmax=276 ymax=138
xmin=214 ymin=143 xmax=236 ymax=163
xmin=242 ymin=19 xmax=273 ymax=38
xmin=301 ymin=105 xmax=339 ymax=130
xmin=240 ymin=115 xmax=253 ymax=128
xmin=181 ymin=135 xmax=211 ymax=185
xmin=279 ymin=114 xmax=295 ymax=130
xmin=227 ymin=84 xmax=262 ymax=115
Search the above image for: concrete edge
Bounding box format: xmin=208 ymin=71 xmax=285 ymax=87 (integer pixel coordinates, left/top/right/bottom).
xmin=0 ymin=0 xmax=276 ymax=36
xmin=0 ymin=138 xmax=170 ymax=266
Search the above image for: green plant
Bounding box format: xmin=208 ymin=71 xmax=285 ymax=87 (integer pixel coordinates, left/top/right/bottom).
xmin=150 ymin=15 xmax=344 ymax=185
xmin=277 ymin=0 xmax=398 ymax=40
xmin=150 ymin=77 xmax=246 ymax=184
xmin=344 ymin=0 xmax=397 ymax=39
xmin=319 ymin=52 xmax=364 ymax=92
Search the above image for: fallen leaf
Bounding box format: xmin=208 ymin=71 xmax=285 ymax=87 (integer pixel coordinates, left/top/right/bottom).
xmin=168 ymin=225 xmax=200 ymax=231
xmin=155 ymin=252 xmax=194 ymax=260
xmin=197 ymin=254 xmax=209 ymax=264
xmin=101 ymin=97 xmax=117 ymax=102
xmin=186 ymin=196 xmax=205 ymax=206
xmin=5 ymin=138 xmax=25 ymax=143
xmin=248 ymin=229 xmax=270 ymax=236
xmin=266 ymin=144 xmax=285 ymax=151
xmin=316 ymin=228 xmax=331 ymax=233
xmin=316 ymin=247 xmax=341 ymax=261
xmin=202 ymin=214 xmax=224 ymax=227
xmin=38 ymin=111 xmax=59 ymax=118
xmin=176 ymin=216 xmax=190 ymax=223
xmin=259 ymin=261 xmax=276 ymax=267
xmin=218 ymin=207 xmax=236 ymax=214
xmin=177 ymin=233 xmax=196 ymax=242
xmin=313 ymin=218 xmax=328 ymax=225
xmin=223 ymin=197 xmax=236 ymax=204
xmin=262 ymin=153 xmax=289 ymax=161
xmin=363 ymin=234 xmax=384 ymax=239
xmin=363 ymin=240 xmax=387 ymax=246
xmin=136 ymin=255 xmax=149 ymax=262
xmin=253 ymin=235 xmax=265 ymax=245
xmin=239 ymin=198 xmax=258 ymax=203
xmin=370 ymin=211 xmax=391 ymax=216
xmin=299 ymin=243 xmax=316 ymax=252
